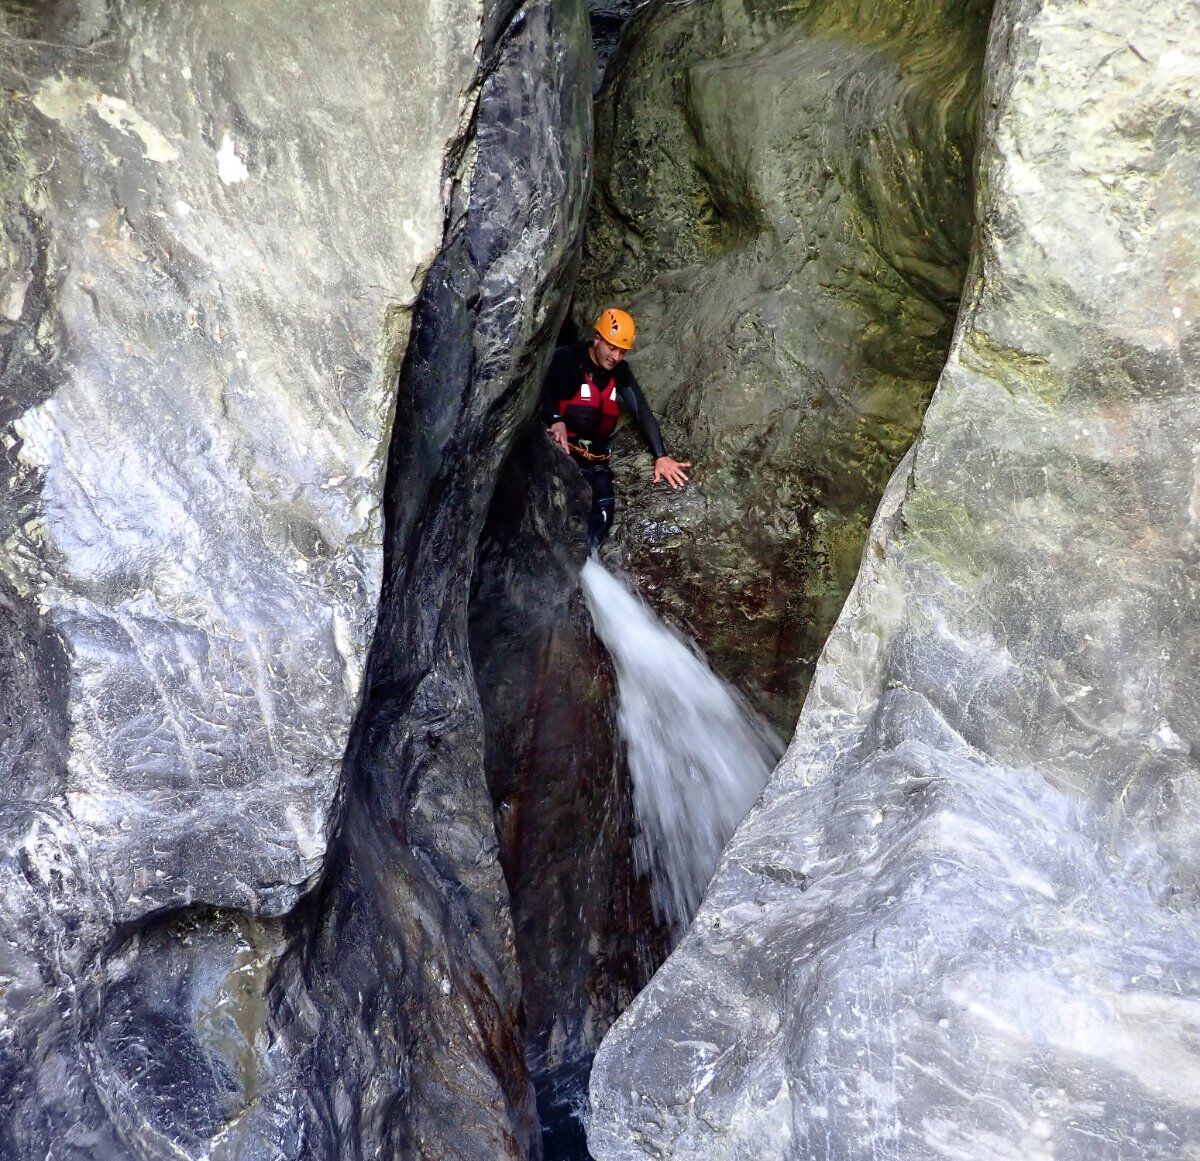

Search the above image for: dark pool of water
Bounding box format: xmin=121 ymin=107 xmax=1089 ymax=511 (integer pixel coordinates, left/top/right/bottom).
xmin=536 ymin=1058 xmax=594 ymax=1160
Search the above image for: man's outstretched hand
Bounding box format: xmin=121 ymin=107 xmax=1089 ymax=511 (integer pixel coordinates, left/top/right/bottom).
xmin=654 ymin=455 xmax=691 ymax=490
xmin=548 ymin=421 xmax=570 ymax=454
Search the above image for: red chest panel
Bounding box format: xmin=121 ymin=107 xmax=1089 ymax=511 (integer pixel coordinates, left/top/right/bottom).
xmin=562 ymin=370 xmax=620 ymax=440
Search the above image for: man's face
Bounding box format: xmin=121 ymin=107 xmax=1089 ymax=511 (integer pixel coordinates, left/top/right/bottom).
xmin=591 ymin=334 xmax=626 ymax=370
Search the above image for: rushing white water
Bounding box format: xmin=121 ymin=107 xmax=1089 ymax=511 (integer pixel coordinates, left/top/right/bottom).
xmin=580 ymin=558 xmax=784 ymax=939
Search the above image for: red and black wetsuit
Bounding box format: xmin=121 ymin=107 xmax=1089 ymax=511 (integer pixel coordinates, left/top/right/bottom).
xmin=540 ymin=341 xmax=668 ymax=549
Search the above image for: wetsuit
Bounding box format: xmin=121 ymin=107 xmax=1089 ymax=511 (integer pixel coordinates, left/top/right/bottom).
xmin=540 ymin=340 xmax=668 ymax=550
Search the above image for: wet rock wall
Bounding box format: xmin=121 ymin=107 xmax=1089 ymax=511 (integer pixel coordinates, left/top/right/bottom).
xmin=590 ymin=0 xmax=1200 ymax=1157
xmin=470 ymin=424 xmax=666 ymax=1152
xmin=577 ymin=0 xmax=992 ymax=730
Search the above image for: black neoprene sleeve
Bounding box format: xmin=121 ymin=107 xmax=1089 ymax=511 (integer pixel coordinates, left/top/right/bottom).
xmin=539 ymin=347 xmax=576 ymax=424
xmin=617 ymin=371 xmax=668 ymax=459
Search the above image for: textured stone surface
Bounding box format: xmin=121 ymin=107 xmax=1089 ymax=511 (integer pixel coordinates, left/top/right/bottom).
xmin=590 ymin=1 xmax=1200 ymax=1157
xmin=0 ymin=0 xmax=476 ymax=922
xmin=261 ymin=2 xmax=594 ymax=1157
xmin=0 ymin=0 xmax=594 ymax=1156
xmin=0 ymin=802 xmax=116 ymax=1158
xmin=578 ymin=0 xmax=990 ymax=730
xmin=471 ymin=424 xmax=665 ymax=1153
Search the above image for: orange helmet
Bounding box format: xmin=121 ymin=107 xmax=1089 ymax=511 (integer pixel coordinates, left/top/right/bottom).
xmin=594 ymin=307 xmax=636 ymax=350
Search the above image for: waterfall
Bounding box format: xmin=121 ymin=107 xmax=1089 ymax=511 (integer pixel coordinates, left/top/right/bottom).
xmin=580 ymin=559 xmax=784 ymax=939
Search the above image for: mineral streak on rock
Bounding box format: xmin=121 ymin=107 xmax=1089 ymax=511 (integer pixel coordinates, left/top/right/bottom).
xmin=577 ymin=0 xmax=992 ymax=731
xmin=590 ymin=1 xmax=1200 ymax=1158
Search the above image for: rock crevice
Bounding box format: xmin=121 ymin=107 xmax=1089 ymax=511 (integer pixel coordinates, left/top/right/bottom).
xmin=470 ymin=422 xmax=667 ymax=1155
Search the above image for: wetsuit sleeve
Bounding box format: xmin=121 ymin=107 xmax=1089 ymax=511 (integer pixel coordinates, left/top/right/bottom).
xmin=539 ymin=347 xmax=576 ymax=424
xmin=616 ymin=369 xmax=668 ymax=459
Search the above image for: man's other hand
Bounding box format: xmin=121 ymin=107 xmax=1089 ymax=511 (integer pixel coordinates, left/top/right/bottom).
xmin=654 ymin=455 xmax=691 ymax=490
xmin=548 ymin=421 xmax=570 ymax=453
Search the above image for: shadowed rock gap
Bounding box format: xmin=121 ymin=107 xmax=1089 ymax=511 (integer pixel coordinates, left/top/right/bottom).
xmin=587 ymin=0 xmax=656 ymax=90
xmin=470 ymin=426 xmax=669 ymax=1160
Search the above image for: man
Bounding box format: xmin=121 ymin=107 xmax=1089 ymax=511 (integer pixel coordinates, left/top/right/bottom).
xmin=541 ymin=307 xmax=691 ymax=551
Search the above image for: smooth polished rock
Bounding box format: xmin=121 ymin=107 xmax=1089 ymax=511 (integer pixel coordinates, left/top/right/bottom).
xmin=0 ymin=0 xmax=594 ymax=1156
xmin=0 ymin=0 xmax=478 ymax=922
xmin=590 ymin=1 xmax=1200 ymax=1157
xmin=578 ymin=0 xmax=990 ymax=730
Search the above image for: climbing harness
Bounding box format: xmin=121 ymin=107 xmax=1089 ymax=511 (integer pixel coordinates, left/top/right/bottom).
xmin=569 ymin=441 xmax=612 ymax=463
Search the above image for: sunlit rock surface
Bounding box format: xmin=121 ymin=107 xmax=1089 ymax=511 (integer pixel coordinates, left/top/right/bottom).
xmin=0 ymin=0 xmax=592 ymax=1155
xmin=0 ymin=0 xmax=471 ymax=922
xmin=590 ymin=0 xmax=1200 ymax=1157
xmin=578 ymin=0 xmax=990 ymax=730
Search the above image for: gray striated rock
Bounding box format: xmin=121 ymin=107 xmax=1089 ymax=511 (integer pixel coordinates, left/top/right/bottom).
xmin=1 ymin=0 xmax=594 ymax=1156
xmin=0 ymin=0 xmax=478 ymax=922
xmin=590 ymin=1 xmax=1200 ymax=1157
xmin=577 ymin=0 xmax=990 ymax=731
xmin=0 ymin=802 xmax=116 ymax=1158
xmin=260 ymin=3 xmax=595 ymax=1157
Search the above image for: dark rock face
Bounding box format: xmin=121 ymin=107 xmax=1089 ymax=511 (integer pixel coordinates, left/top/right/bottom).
xmin=587 ymin=0 xmax=654 ymax=91
xmin=577 ymin=0 xmax=991 ymax=730
xmin=471 ymin=424 xmax=666 ymax=1151
xmin=252 ymin=2 xmax=594 ymax=1155
xmin=1 ymin=0 xmax=592 ymax=1156
xmin=590 ymin=1 xmax=1200 ymax=1157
